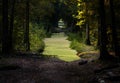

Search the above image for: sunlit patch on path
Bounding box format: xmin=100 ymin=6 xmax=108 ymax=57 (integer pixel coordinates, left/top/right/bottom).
xmin=43 ymin=32 xmax=80 ymax=62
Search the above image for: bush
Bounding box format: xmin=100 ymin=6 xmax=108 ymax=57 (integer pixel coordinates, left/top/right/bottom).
xmin=30 ymin=23 xmax=46 ymax=53
xmin=46 ymin=31 xmax=52 ymax=38
xmin=70 ymin=40 xmax=95 ymax=53
xmin=67 ymin=32 xmax=85 ymax=43
xmin=67 ymin=32 xmax=97 ymax=53
xmin=37 ymin=40 xmax=45 ymax=53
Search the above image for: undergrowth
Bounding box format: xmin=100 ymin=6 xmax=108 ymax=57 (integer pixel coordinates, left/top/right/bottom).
xmin=70 ymin=39 xmax=95 ymax=53
xmin=67 ymin=32 xmax=96 ymax=53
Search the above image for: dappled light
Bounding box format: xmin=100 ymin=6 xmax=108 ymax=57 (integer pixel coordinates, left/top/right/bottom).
xmin=43 ymin=32 xmax=80 ymax=62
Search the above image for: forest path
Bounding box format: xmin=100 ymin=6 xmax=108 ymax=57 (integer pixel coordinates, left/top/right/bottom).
xmin=0 ymin=57 xmax=96 ymax=83
xmin=0 ymin=33 xmax=119 ymax=83
xmin=43 ymin=32 xmax=80 ymax=62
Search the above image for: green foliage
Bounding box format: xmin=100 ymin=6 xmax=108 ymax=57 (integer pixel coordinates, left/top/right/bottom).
xmin=30 ymin=0 xmax=55 ymax=22
xmin=74 ymin=0 xmax=99 ymax=47
xmin=67 ymin=32 xmax=96 ymax=53
xmin=12 ymin=22 xmax=46 ymax=53
xmin=89 ymin=28 xmax=98 ymax=46
xmin=70 ymin=39 xmax=95 ymax=53
xmin=13 ymin=25 xmax=25 ymax=51
xmin=67 ymin=32 xmax=85 ymax=43
xmin=30 ymin=23 xmax=46 ymax=53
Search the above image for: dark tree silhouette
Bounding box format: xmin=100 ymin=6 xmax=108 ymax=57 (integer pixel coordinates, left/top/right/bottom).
xmin=85 ymin=23 xmax=91 ymax=45
xmin=109 ymin=0 xmax=119 ymax=57
xmin=99 ymin=0 xmax=109 ymax=59
xmin=25 ymin=0 xmax=30 ymax=51
xmin=2 ymin=0 xmax=10 ymax=54
xmin=85 ymin=2 xmax=91 ymax=45
xmin=9 ymin=0 xmax=15 ymax=52
xmin=97 ymin=19 xmax=101 ymax=48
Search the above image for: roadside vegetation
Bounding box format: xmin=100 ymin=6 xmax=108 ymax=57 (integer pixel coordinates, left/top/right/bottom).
xmin=67 ymin=32 xmax=97 ymax=54
xmin=29 ymin=23 xmax=46 ymax=53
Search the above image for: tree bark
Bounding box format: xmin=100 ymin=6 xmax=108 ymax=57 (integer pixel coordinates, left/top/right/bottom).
xmin=9 ymin=0 xmax=15 ymax=52
xmin=109 ymin=0 xmax=119 ymax=57
xmin=85 ymin=2 xmax=91 ymax=45
xmin=2 ymin=0 xmax=10 ymax=54
xmin=85 ymin=23 xmax=91 ymax=45
xmin=97 ymin=18 xmax=100 ymax=48
xmin=25 ymin=0 xmax=30 ymax=51
xmin=99 ymin=0 xmax=109 ymax=59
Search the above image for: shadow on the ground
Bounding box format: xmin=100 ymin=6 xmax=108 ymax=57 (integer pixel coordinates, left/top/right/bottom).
xmin=0 ymin=53 xmax=120 ymax=83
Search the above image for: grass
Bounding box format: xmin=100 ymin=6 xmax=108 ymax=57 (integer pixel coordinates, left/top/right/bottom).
xmin=43 ymin=33 xmax=80 ymax=62
xmin=70 ymin=39 xmax=95 ymax=53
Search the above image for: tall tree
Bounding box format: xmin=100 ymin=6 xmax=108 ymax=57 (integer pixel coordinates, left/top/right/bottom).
xmin=0 ymin=0 xmax=2 ymax=47
xmin=85 ymin=23 xmax=91 ymax=45
xmin=85 ymin=1 xmax=91 ymax=45
xmin=109 ymin=0 xmax=119 ymax=57
xmin=25 ymin=0 xmax=30 ymax=51
xmin=2 ymin=0 xmax=10 ymax=54
xmin=9 ymin=0 xmax=15 ymax=52
xmin=99 ymin=0 xmax=109 ymax=59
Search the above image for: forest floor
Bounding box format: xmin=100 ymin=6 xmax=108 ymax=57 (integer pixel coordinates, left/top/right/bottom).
xmin=0 ymin=56 xmax=120 ymax=83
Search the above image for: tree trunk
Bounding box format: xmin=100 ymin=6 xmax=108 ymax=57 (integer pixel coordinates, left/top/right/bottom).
xmin=25 ymin=0 xmax=30 ymax=51
xmin=9 ymin=0 xmax=15 ymax=52
xmin=97 ymin=18 xmax=100 ymax=48
xmin=85 ymin=2 xmax=91 ymax=45
xmin=109 ymin=0 xmax=119 ymax=57
xmin=85 ymin=23 xmax=91 ymax=45
xmin=99 ymin=0 xmax=109 ymax=59
xmin=2 ymin=0 xmax=10 ymax=54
